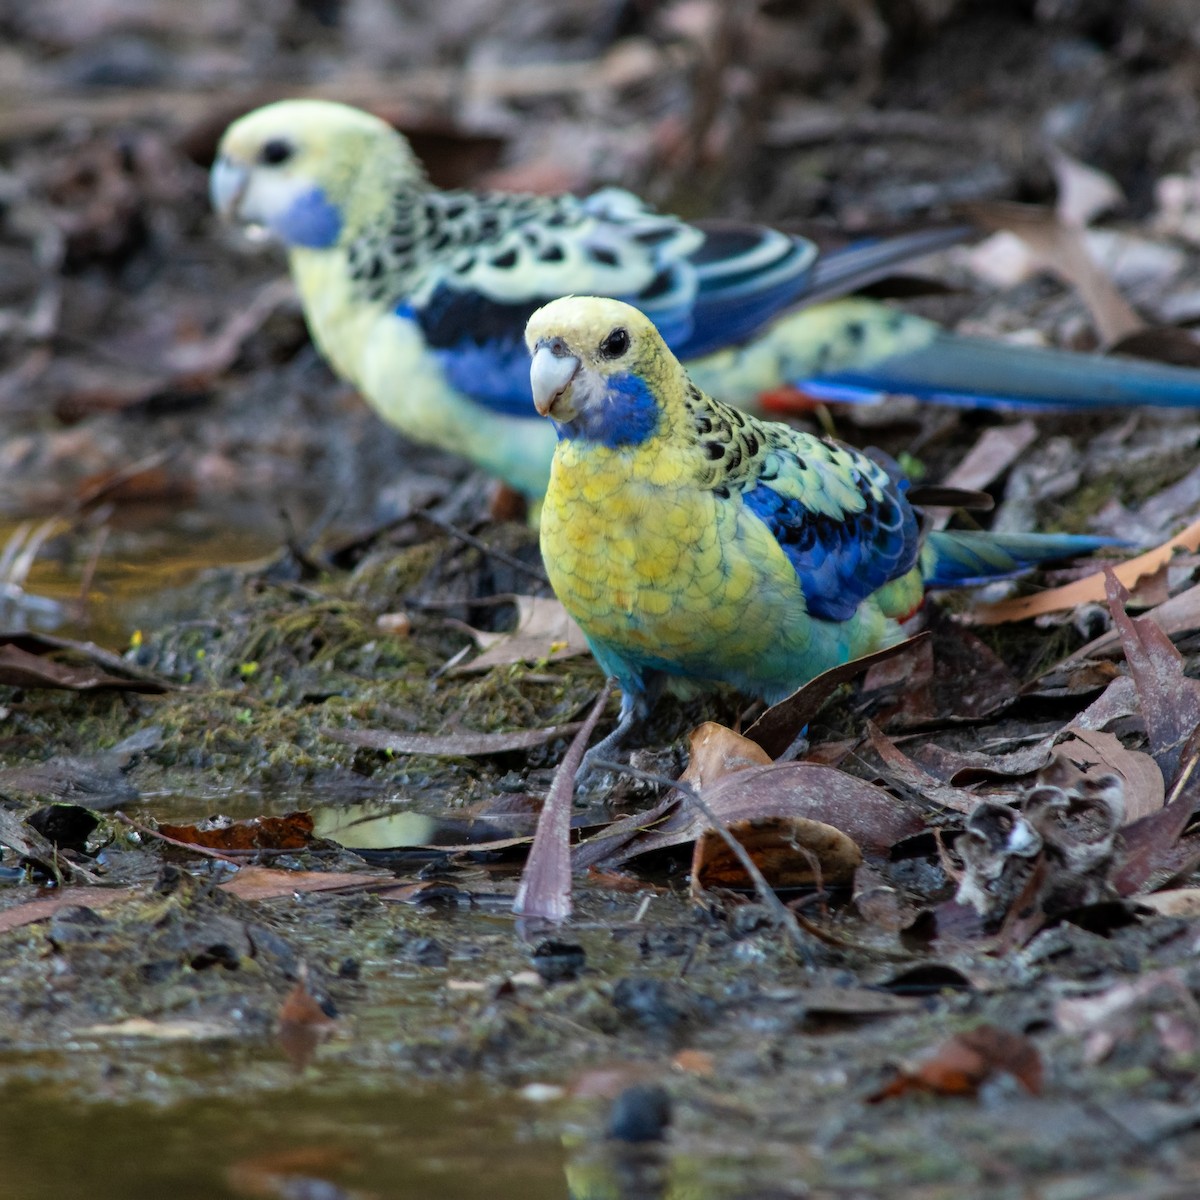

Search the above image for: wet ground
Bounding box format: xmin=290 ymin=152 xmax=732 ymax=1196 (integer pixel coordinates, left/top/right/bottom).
xmin=7 ymin=2 xmax=1200 ymax=1197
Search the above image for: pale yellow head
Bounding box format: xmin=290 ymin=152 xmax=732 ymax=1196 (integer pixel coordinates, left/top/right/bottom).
xmin=525 ymin=296 xmax=687 ymax=445
xmin=210 ymin=98 xmax=423 ymax=247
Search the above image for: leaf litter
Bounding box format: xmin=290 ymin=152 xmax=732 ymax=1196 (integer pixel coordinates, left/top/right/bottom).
xmin=9 ymin=5 xmax=1200 ymax=1193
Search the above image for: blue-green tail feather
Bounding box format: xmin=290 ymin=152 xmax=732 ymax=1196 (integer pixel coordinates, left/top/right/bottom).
xmin=806 ymin=328 xmax=1200 ymax=410
xmin=921 ymin=529 xmax=1122 ymax=589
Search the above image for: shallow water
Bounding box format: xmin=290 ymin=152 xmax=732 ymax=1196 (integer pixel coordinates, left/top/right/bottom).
xmin=0 ymin=506 xmax=287 ymax=647
xmin=0 ymin=1067 xmax=566 ymax=1200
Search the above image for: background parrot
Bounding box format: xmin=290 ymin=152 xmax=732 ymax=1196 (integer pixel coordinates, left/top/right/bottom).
xmin=211 ymin=99 xmax=1200 ymax=501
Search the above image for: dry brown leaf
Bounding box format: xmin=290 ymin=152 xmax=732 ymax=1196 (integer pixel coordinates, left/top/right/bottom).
xmin=219 ymin=867 xmax=393 ymax=901
xmin=1113 ymin=789 xmax=1200 ymax=899
xmin=578 ymin=761 xmax=925 ymax=871
xmin=973 ymin=516 xmax=1200 ymax=625
xmin=690 ymin=815 xmax=862 ymax=895
xmin=867 ymin=723 xmax=997 ymax=814
xmin=0 ymin=887 xmax=138 ymax=934
xmin=972 ymin=195 xmax=1142 ymax=344
xmin=0 ymin=632 xmax=168 ymax=691
xmin=744 ymin=633 xmax=930 ymax=758
xmin=1066 ymin=579 xmax=1200 ymax=661
xmin=278 ymin=968 xmax=337 ymax=1071
xmin=678 ymin=722 xmax=771 ymax=790
xmin=1051 ymin=146 xmax=1124 ymax=229
xmin=868 ymin=1024 xmax=1043 ymax=1102
xmin=457 ymin=595 xmax=590 ymax=671
xmin=931 ymin=422 xmax=1038 ymax=529
xmin=514 ymin=686 xmax=611 ymax=922
xmin=1137 ymin=889 xmax=1200 ymax=917
xmin=0 ymin=642 xmax=168 ymax=693
xmin=1103 ymin=570 xmax=1200 ymax=787
xmin=1056 ymin=728 xmax=1164 ymax=822
xmin=158 ymin=811 xmax=315 ymax=853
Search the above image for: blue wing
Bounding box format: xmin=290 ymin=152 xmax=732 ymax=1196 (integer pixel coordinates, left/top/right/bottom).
xmin=740 ymin=458 xmax=920 ymax=622
xmin=406 ymin=191 xmax=974 ymax=418
xmin=411 ymin=223 xmax=818 ymax=417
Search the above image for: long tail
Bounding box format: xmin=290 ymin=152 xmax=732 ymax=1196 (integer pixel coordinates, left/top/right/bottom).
xmin=688 ymin=298 xmax=1200 ymax=412
xmin=804 ymin=325 xmax=1200 ymax=410
xmin=802 ymin=226 xmax=975 ymax=305
xmin=920 ymin=529 xmax=1120 ymax=589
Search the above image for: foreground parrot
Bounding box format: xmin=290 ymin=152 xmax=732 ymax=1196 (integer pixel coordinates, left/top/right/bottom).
xmin=211 ymin=99 xmax=1200 ymax=500
xmin=527 ymin=296 xmax=1117 ymax=769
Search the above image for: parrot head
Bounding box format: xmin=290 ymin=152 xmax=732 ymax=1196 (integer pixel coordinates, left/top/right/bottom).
xmin=209 ymin=99 xmax=423 ymax=249
xmin=525 ymin=296 xmax=684 ymax=448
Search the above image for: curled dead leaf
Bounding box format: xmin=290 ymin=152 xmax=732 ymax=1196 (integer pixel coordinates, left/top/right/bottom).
xmin=973 ymin=517 xmax=1200 ymax=626
xmin=457 ymin=595 xmax=590 ymax=671
xmin=690 ymin=815 xmax=861 ymax=896
xmin=158 ymin=811 xmax=315 ymax=853
xmin=868 ymin=1024 xmax=1043 ymax=1101
xmin=678 ymin=722 xmax=770 ymax=790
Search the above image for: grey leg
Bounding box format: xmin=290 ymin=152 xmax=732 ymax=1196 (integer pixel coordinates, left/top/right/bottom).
xmin=577 ymin=676 xmax=661 ymax=786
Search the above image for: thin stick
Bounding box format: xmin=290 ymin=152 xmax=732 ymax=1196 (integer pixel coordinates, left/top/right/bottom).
xmin=589 ymin=758 xmax=818 ymax=965
xmin=418 ymin=513 xmax=549 ymax=586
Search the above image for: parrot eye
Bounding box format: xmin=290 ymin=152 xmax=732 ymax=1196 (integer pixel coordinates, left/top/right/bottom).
xmin=599 ymin=327 xmax=629 ymax=359
xmin=259 ymin=138 xmax=294 ymax=166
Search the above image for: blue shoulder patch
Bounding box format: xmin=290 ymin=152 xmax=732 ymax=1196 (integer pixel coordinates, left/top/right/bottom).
xmin=275 ymin=186 xmax=342 ymax=248
xmin=403 ymin=288 xmax=546 ymax=419
xmin=742 ymin=469 xmax=918 ymax=621
xmin=556 ymin=372 xmax=660 ymax=448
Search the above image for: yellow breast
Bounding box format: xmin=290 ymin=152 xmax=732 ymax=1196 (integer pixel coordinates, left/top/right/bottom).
xmin=540 ymin=440 xmax=792 ymax=667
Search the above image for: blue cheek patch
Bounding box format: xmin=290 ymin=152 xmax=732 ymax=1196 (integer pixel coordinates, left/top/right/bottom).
xmin=275 ymin=186 xmax=342 ymax=248
xmin=556 ymin=372 xmax=659 ymax=448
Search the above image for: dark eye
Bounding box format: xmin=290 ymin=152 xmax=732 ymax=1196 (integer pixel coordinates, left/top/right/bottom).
xmin=599 ymin=327 xmax=629 ymax=359
xmin=260 ymin=138 xmax=293 ymax=166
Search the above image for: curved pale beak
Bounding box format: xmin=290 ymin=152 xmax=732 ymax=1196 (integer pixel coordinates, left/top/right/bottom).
xmin=530 ymin=342 xmax=580 ymax=417
xmin=209 ymin=156 xmax=250 ymax=219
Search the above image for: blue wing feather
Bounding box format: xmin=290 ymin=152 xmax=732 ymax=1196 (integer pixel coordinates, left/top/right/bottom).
xmin=741 ymin=464 xmax=919 ymax=622
xmin=407 ymin=215 xmax=821 ymax=417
